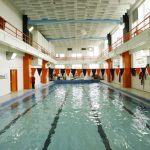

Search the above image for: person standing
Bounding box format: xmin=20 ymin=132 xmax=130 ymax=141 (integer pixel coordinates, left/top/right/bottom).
xmin=31 ymin=75 xmax=35 ymax=89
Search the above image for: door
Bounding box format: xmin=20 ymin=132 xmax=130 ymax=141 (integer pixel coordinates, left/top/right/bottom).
xmin=10 ymin=69 xmax=18 ymax=92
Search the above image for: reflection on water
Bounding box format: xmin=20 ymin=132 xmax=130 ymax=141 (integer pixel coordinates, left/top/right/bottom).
xmin=0 ymin=83 xmax=150 ymax=150
xmin=72 ymin=86 xmax=83 ymax=110
xmin=132 ymin=107 xmax=150 ymax=135
xmin=89 ymin=84 xmax=100 ymax=111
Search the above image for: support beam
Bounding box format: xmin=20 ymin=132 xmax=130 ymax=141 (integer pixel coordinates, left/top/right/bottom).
xmin=23 ymin=54 xmax=32 ymax=89
xmin=122 ymin=51 xmax=131 ymax=88
xmin=28 ymin=19 xmax=121 ymax=26
xmin=23 ymin=15 xmax=29 ymax=43
xmin=107 ymin=33 xmax=112 ymax=52
xmin=47 ymin=36 xmax=106 ymax=41
xmin=106 ymin=59 xmax=112 ymax=83
xmin=41 ymin=60 xmax=48 ymax=84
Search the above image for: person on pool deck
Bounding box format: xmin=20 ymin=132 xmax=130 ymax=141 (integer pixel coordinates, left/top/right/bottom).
xmin=31 ymin=75 xmax=35 ymax=89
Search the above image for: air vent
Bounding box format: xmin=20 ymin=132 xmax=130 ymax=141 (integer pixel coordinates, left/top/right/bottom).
xmin=67 ymin=48 xmax=72 ymax=51
xmin=81 ymin=48 xmax=86 ymax=50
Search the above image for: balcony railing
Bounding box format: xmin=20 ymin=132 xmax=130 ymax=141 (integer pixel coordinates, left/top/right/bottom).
xmin=55 ymin=56 xmax=99 ymax=61
xmin=111 ymin=15 xmax=150 ymax=50
xmin=0 ymin=16 xmax=55 ymax=59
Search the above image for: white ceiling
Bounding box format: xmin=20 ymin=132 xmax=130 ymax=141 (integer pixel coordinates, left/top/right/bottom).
xmin=12 ymin=0 xmax=137 ymax=47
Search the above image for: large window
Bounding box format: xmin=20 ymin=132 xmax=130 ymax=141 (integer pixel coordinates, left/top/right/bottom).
xmin=60 ymin=54 xmax=65 ymax=57
xmin=132 ymin=0 xmax=150 ymax=29
xmin=112 ymin=25 xmax=124 ymax=46
xmin=103 ymin=40 xmax=109 ymax=57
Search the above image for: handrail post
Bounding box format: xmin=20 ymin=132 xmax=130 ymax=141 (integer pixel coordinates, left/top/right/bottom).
xmin=16 ymin=28 xmax=17 ymax=37
xmin=149 ymin=16 xmax=150 ymax=28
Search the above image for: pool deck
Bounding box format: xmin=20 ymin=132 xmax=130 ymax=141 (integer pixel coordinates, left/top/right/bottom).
xmin=0 ymin=80 xmax=150 ymax=108
xmin=0 ymin=82 xmax=54 ymax=108
xmin=100 ymin=80 xmax=150 ymax=106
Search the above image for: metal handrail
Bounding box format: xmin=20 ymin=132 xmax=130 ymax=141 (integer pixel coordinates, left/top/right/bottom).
xmin=0 ymin=16 xmax=55 ymax=58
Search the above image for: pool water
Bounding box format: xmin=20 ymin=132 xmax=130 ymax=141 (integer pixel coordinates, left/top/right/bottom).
xmin=0 ymin=83 xmax=150 ymax=150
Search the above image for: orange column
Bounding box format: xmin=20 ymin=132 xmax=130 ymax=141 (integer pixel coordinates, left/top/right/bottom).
xmin=122 ymin=51 xmax=131 ymax=88
xmin=41 ymin=60 xmax=48 ymax=84
xmin=23 ymin=54 xmax=32 ymax=89
xmin=106 ymin=59 xmax=112 ymax=82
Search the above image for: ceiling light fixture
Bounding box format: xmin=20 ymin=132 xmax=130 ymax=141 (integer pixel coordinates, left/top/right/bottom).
xmin=6 ymin=52 xmax=17 ymax=60
xmin=11 ymin=53 xmax=17 ymax=59
xmin=29 ymin=26 xmax=34 ymax=32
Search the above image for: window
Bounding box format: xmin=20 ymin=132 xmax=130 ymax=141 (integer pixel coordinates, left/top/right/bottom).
xmin=76 ymin=53 xmax=82 ymax=57
xmin=133 ymin=8 xmax=138 ymax=22
xmin=144 ymin=0 xmax=150 ymax=17
xmin=72 ymin=53 xmax=76 ymax=57
xmin=112 ymin=25 xmax=123 ymax=46
xmin=89 ymin=64 xmax=99 ymax=69
xmin=88 ymin=51 xmax=93 ymax=57
xmin=60 ymin=54 xmax=65 ymax=57
xmin=93 ymin=46 xmax=99 ymax=56
xmin=103 ymin=40 xmax=109 ymax=57
xmin=72 ymin=64 xmax=82 ymax=69
xmin=55 ymin=65 xmax=65 ymax=69
xmin=55 ymin=53 xmax=59 ymax=57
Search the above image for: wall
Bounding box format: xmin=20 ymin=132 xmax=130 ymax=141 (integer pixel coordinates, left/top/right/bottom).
xmin=130 ymin=51 xmax=150 ymax=92
xmin=32 ymin=30 xmax=55 ymax=54
xmin=0 ymin=0 xmax=22 ymax=31
xmin=34 ymin=69 xmax=42 ymax=87
xmin=0 ymin=47 xmax=23 ymax=96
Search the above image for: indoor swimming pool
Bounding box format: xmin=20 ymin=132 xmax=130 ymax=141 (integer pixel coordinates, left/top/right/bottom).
xmin=0 ymin=83 xmax=150 ymax=150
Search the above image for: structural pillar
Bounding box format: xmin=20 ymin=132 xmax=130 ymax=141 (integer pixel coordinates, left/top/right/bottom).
xmin=122 ymin=51 xmax=131 ymax=88
xmin=23 ymin=54 xmax=32 ymax=89
xmin=41 ymin=60 xmax=48 ymax=84
xmin=23 ymin=15 xmax=29 ymax=43
xmin=123 ymin=13 xmax=130 ymax=42
xmin=107 ymin=33 xmax=112 ymax=52
xmin=106 ymin=59 xmax=112 ymax=82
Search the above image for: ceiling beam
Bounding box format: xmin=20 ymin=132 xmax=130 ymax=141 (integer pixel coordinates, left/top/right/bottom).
xmin=28 ymin=19 xmax=121 ymax=25
xmin=47 ymin=37 xmax=106 ymax=41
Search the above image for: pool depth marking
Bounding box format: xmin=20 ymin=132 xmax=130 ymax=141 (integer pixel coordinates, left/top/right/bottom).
xmin=42 ymin=90 xmax=69 ymax=150
xmin=0 ymin=87 xmax=56 ymax=136
xmin=83 ymin=87 xmax=112 ymax=150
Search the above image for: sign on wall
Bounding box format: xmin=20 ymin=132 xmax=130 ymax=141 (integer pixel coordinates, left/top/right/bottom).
xmin=0 ymin=74 xmax=7 ymax=79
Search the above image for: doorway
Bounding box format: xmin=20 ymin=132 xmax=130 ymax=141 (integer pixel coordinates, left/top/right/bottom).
xmin=10 ymin=69 xmax=18 ymax=92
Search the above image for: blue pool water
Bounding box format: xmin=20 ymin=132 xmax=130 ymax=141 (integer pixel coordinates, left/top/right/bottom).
xmin=0 ymin=83 xmax=150 ymax=150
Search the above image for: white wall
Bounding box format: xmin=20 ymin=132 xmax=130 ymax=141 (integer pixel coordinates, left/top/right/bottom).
xmin=34 ymin=70 xmax=42 ymax=87
xmin=0 ymin=48 xmax=23 ymax=96
xmin=132 ymin=75 xmax=150 ymax=92
xmin=0 ymin=0 xmax=22 ymax=31
xmin=32 ymin=30 xmax=55 ymax=54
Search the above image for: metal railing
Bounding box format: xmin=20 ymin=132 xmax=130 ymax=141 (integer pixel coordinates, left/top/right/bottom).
xmin=0 ymin=16 xmax=55 ymax=59
xmin=111 ymin=15 xmax=150 ymax=50
xmin=1 ymin=15 xmax=150 ymax=61
xmin=55 ymin=56 xmax=99 ymax=61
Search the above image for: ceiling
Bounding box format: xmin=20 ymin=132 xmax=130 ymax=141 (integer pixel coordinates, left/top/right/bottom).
xmin=12 ymin=0 xmax=137 ymax=47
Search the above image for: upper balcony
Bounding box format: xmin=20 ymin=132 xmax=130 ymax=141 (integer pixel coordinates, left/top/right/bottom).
xmin=0 ymin=16 xmax=56 ymax=63
xmin=99 ymin=15 xmax=150 ymax=62
xmin=55 ymin=56 xmax=100 ymax=64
